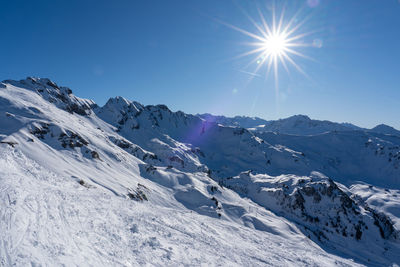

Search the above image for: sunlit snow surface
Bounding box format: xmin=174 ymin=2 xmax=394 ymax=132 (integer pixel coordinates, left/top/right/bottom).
xmin=0 ymin=148 xmax=360 ymax=266
xmin=0 ymin=78 xmax=399 ymax=266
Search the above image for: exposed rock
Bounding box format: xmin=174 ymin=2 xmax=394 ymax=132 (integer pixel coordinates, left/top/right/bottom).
xmin=91 ymin=151 xmax=100 ymax=159
xmin=4 ymin=77 xmax=96 ymax=116
xmin=127 ymin=184 xmax=149 ymax=202
xmin=59 ymin=131 xmax=89 ymax=148
xmin=219 ymin=171 xmax=398 ymax=245
xmin=0 ymin=141 xmax=18 ymax=147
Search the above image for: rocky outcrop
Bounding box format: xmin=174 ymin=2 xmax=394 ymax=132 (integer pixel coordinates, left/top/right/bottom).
xmin=3 ymin=77 xmax=96 ymax=116
xmin=219 ymin=171 xmax=398 ymax=245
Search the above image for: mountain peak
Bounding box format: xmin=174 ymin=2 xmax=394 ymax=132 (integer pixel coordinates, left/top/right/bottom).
xmin=106 ymin=96 xmax=132 ymax=106
xmin=370 ymin=124 xmax=400 ymax=136
xmin=285 ymin=114 xmax=311 ymax=121
xmin=103 ymin=96 xmax=144 ymax=113
xmin=2 ymin=77 xmax=96 ymax=116
xmin=197 ymin=113 xmax=268 ymax=128
xmin=3 ymin=77 xmax=62 ymax=91
xmin=258 ymin=114 xmax=362 ymax=135
xmin=373 ymin=124 xmax=395 ymax=130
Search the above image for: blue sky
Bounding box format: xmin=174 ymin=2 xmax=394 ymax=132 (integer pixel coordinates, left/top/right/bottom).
xmin=1 ymin=0 xmax=399 ymax=129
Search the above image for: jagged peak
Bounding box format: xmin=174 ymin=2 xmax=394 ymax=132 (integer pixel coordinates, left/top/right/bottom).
xmin=232 ymin=115 xmax=263 ymax=121
xmin=2 ymin=77 xmax=80 ymax=100
xmin=103 ymin=96 xmax=144 ymax=113
xmin=283 ymin=114 xmax=311 ymax=121
xmin=2 ymin=77 xmax=96 ymax=116
xmin=105 ymin=96 xmax=132 ymax=106
xmin=154 ymin=104 xmax=171 ymax=112
xmin=26 ymin=77 xmax=59 ymax=88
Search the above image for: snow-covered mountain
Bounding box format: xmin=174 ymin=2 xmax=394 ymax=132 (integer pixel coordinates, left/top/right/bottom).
xmin=254 ymin=115 xmax=364 ymax=135
xmin=198 ymin=113 xmax=268 ymax=128
xmin=254 ymin=131 xmax=400 ymax=189
xmin=1 ymin=77 xmax=399 ymax=266
xmin=369 ymin=124 xmax=400 ymax=136
xmin=201 ymin=113 xmax=400 ymax=138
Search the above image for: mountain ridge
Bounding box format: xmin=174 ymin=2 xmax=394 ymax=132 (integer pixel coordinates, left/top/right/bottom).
xmin=200 ymin=112 xmax=400 ymax=136
xmin=1 ymin=77 xmax=399 ymax=266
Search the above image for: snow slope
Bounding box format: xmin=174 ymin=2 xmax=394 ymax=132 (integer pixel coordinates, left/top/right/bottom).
xmin=95 ymin=96 xmax=400 ymax=189
xmin=198 ymin=113 xmax=269 ymax=128
xmin=369 ymin=124 xmax=400 ymax=137
xmin=198 ymin=113 xmax=363 ymax=135
xmin=200 ymin=113 xmax=400 ymax=138
xmin=0 ymin=77 xmax=399 ymax=266
xmin=219 ymin=171 xmax=400 ymax=264
xmin=95 ymin=97 xmax=311 ymax=178
xmin=253 ymin=115 xmax=363 ymax=135
xmin=255 ymin=131 xmax=400 ymax=189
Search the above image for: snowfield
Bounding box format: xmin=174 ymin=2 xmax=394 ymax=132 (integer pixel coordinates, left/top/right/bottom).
xmin=0 ymin=77 xmax=399 ymax=266
xmin=0 ymin=148 xmax=362 ymax=266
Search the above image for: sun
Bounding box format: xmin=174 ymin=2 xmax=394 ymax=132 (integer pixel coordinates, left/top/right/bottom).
xmin=263 ymin=33 xmax=288 ymax=56
xmin=218 ymin=5 xmax=313 ymax=80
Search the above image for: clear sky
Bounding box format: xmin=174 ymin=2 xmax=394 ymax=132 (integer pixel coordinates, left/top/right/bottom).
xmin=1 ymin=0 xmax=399 ymax=129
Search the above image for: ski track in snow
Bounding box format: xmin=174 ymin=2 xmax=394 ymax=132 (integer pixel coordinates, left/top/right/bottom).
xmin=0 ymin=147 xmax=360 ymax=266
xmin=1 ymin=78 xmax=399 ymax=266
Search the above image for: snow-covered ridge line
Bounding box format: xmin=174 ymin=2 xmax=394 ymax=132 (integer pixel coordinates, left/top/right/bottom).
xmin=1 ymin=77 xmax=399 ymax=188
xmin=201 ymin=112 xmax=400 ymax=137
xmin=1 ymin=77 xmax=400 ymax=266
xmin=1 ymin=77 xmax=400 ymax=188
xmin=2 ymin=77 xmax=96 ymax=115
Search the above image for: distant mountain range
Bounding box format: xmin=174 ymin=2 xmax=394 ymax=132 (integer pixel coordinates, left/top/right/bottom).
xmin=199 ymin=113 xmax=400 ymax=136
xmin=197 ymin=113 xmax=269 ymax=128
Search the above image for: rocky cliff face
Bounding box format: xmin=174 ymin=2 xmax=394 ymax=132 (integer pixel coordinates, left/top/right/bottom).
xmin=219 ymin=171 xmax=398 ymax=257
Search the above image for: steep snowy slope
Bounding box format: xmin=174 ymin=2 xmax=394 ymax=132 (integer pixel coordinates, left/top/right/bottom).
xmin=95 ymin=97 xmax=310 ymax=178
xmin=349 ymin=184 xmax=400 ymax=230
xmin=95 ymin=96 xmax=400 ymax=189
xmin=1 ymin=77 xmax=399 ymax=266
xmin=219 ymin=171 xmax=399 ymax=263
xmin=1 ymin=147 xmax=368 ymax=266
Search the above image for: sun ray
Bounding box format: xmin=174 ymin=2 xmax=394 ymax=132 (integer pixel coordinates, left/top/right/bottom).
xmin=214 ymin=18 xmax=266 ymax=42
xmin=257 ymin=8 xmax=273 ymax=37
xmin=282 ymin=7 xmax=304 ymax=34
xmin=284 ymin=47 xmax=316 ymax=62
xmin=281 ymin=52 xmax=309 ymax=78
xmin=278 ymin=53 xmax=290 ymax=74
xmin=276 ymin=6 xmax=285 ymax=34
xmin=285 ymin=30 xmax=318 ymax=43
xmin=229 ymin=46 xmax=268 ymax=62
